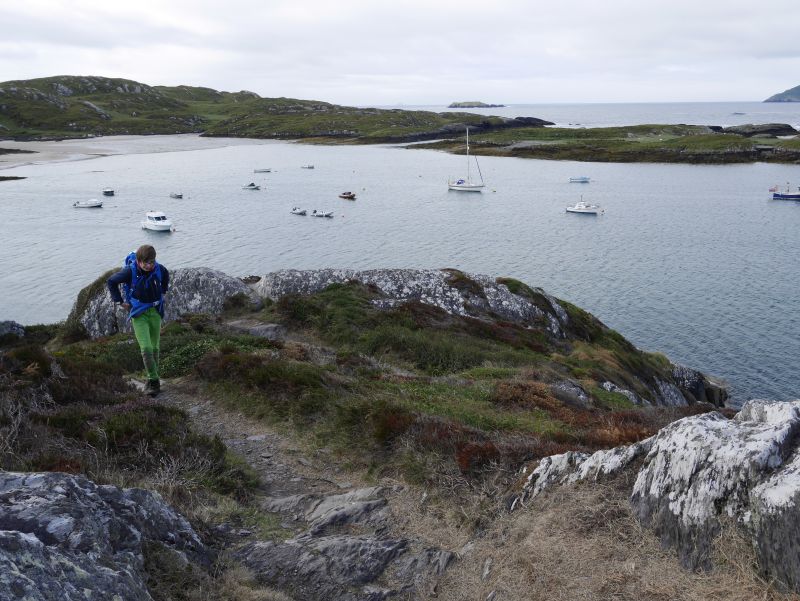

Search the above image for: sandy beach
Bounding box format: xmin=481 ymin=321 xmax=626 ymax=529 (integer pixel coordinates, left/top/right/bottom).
xmin=0 ymin=134 xmax=275 ymax=170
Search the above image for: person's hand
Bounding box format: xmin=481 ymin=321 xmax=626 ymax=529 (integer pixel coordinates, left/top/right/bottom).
xmin=121 ymin=302 xmax=131 ymax=311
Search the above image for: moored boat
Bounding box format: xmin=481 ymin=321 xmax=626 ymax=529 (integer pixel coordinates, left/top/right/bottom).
xmin=141 ymin=211 xmax=174 ymax=231
xmin=566 ymin=199 xmax=603 ymax=215
xmin=102 ymin=188 xmax=115 ymax=196
xmin=339 ymin=191 xmax=356 ymax=200
xmin=254 ymin=168 xmax=271 ymax=173
xmin=311 ymin=209 xmax=333 ymax=217
xmin=291 ymin=207 xmax=307 ymax=215
xmin=242 ymin=182 xmax=260 ymax=190
xmin=73 ymin=199 xmax=103 ymax=208
xmin=773 ymin=184 xmax=800 ymax=200
xmin=569 ymin=176 xmax=591 ymax=183
xmin=169 ymin=192 xmax=183 ymax=199
xmin=301 ymin=164 xmax=315 ymax=169
xmin=448 ymin=126 xmax=485 ymax=192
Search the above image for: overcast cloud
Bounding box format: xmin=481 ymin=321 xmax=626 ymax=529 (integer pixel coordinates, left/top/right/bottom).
xmin=1 ymin=0 xmax=798 ymax=105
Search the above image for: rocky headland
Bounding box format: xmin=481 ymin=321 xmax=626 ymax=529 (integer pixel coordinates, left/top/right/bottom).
xmin=3 ymin=268 xmax=799 ymax=600
xmin=765 ymin=84 xmax=800 ymax=102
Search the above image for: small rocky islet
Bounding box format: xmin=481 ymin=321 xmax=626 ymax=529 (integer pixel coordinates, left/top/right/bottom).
xmin=3 ymin=267 xmax=799 ymax=599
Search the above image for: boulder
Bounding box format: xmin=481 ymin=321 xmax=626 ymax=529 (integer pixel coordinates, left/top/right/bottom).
xmin=0 ymin=320 xmax=25 ymax=339
xmin=513 ymin=399 xmax=800 ymax=591
xmin=0 ymin=471 xmax=208 ymax=601
xmin=71 ymin=267 xmax=262 ymax=339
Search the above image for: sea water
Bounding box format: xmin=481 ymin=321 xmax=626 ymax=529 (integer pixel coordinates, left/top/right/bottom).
xmin=1 ymin=129 xmax=798 ymax=404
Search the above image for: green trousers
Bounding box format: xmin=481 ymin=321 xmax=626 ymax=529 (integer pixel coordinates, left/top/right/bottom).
xmin=131 ymin=308 xmax=162 ymax=381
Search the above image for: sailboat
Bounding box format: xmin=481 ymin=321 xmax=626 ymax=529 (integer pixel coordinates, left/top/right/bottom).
xmin=448 ymin=127 xmax=485 ymax=192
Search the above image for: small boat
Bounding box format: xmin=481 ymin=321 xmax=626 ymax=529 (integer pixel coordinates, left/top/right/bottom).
xmin=242 ymin=182 xmax=260 ymax=190
xmin=291 ymin=207 xmax=307 ymax=215
xmin=773 ymin=184 xmax=800 ymax=200
xmin=253 ymin=168 xmax=271 ymax=173
xmin=566 ymin=199 xmax=604 ymax=215
xmin=310 ymin=209 xmax=333 ymax=218
xmin=73 ymin=199 xmax=103 ymax=208
xmin=169 ymin=192 xmax=183 ymax=199
xmin=301 ymin=164 xmax=315 ymax=169
xmin=569 ymin=176 xmax=591 ymax=183
xmin=339 ymin=191 xmax=356 ymax=200
xmin=141 ymin=211 xmax=174 ymax=231
xmin=448 ymin=126 xmax=485 ymax=192
xmin=102 ymin=188 xmax=115 ymax=196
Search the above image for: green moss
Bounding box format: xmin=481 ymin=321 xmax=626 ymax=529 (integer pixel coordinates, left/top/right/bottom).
xmin=591 ymin=387 xmax=636 ymax=410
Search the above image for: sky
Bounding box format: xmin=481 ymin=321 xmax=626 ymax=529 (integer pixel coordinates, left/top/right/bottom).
xmin=1 ymin=0 xmax=798 ymax=106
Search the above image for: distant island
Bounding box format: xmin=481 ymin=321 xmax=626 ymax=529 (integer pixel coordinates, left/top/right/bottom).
xmin=448 ymin=101 xmax=506 ymax=108
xmin=764 ymin=84 xmax=800 ymax=102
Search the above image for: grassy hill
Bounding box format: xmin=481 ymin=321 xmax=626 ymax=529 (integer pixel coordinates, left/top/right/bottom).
xmin=418 ymin=123 xmax=800 ymax=163
xmin=765 ymin=84 xmax=800 ymax=102
xmin=0 ymin=75 xmax=537 ymax=141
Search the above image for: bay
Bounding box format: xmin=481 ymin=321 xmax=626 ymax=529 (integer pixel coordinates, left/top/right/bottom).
xmin=389 ymin=101 xmax=800 ymax=129
xmin=1 ymin=125 xmax=798 ymax=404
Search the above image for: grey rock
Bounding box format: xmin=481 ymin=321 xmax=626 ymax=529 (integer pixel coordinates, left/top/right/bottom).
xmin=237 ymin=536 xmax=407 ymax=601
xmin=0 ymin=320 xmax=25 ymax=338
xmin=514 ymin=399 xmax=800 ymax=592
xmin=226 ymin=319 xmax=286 ymax=340
xmin=247 ymin=486 xmax=450 ymax=600
xmin=672 ymin=364 xmax=728 ymax=406
xmin=0 ymin=471 xmax=208 ymax=601
xmin=723 ymin=123 xmax=798 ymax=137
xmin=72 ymin=267 xmax=262 ymax=338
xmin=253 ymin=268 xmax=567 ymax=337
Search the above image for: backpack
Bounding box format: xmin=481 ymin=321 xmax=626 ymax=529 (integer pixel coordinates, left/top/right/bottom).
xmin=123 ymin=251 xmax=164 ymax=317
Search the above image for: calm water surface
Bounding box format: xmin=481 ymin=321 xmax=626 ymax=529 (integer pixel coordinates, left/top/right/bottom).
xmin=1 ymin=134 xmax=798 ymax=403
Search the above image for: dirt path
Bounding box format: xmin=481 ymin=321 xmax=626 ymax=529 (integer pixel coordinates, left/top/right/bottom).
xmin=151 ymin=377 xmax=460 ymax=601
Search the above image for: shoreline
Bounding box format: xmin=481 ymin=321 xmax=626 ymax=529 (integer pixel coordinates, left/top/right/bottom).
xmin=3 ymin=130 xmax=800 ymax=168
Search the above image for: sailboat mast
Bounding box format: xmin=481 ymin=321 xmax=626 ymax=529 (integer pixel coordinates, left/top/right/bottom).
xmin=466 ymin=127 xmax=471 ymax=182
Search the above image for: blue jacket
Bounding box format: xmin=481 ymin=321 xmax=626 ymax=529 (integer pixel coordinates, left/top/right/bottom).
xmin=107 ymin=264 xmax=170 ymax=318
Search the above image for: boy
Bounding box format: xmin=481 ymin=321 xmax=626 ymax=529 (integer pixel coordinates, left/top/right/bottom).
xmin=107 ymin=245 xmax=170 ymax=396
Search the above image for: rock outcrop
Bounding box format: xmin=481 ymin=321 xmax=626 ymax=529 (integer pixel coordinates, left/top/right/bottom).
xmin=514 ymin=399 xmax=800 ymax=591
xmin=722 ymin=123 xmax=798 ymax=137
xmin=254 ymin=268 xmax=567 ymax=337
xmin=238 ymin=486 xmax=453 ymax=600
xmin=0 ymin=471 xmax=208 ymax=601
xmin=253 ymin=268 xmax=725 ymax=407
xmin=0 ymin=321 xmax=25 ymax=339
xmin=71 ymin=266 xmax=262 ymax=338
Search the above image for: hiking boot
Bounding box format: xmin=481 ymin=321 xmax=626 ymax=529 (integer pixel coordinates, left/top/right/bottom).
xmin=147 ymin=379 xmax=161 ymax=397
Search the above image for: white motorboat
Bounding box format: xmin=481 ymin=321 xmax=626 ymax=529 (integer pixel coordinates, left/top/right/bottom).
xmin=242 ymin=182 xmax=260 ymax=190
xmin=169 ymin=192 xmax=183 ymax=199
xmin=301 ymin=164 xmax=315 ymax=169
xmin=569 ymin=176 xmax=591 ymax=183
xmin=291 ymin=207 xmax=307 ymax=215
xmin=73 ymin=199 xmax=103 ymax=208
xmin=253 ymin=168 xmax=271 ymax=173
xmin=141 ymin=211 xmax=174 ymax=231
xmin=310 ymin=209 xmax=333 ymax=218
xmin=566 ymin=199 xmax=603 ymax=215
xmin=448 ymin=126 xmax=485 ymax=192
xmin=102 ymin=188 xmax=115 ymax=196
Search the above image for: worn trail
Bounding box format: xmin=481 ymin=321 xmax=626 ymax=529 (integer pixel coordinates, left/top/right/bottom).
xmin=157 ymin=378 xmax=455 ymax=601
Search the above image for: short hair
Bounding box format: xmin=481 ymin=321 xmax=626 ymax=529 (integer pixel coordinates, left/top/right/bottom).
xmin=136 ymin=245 xmax=156 ymax=263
